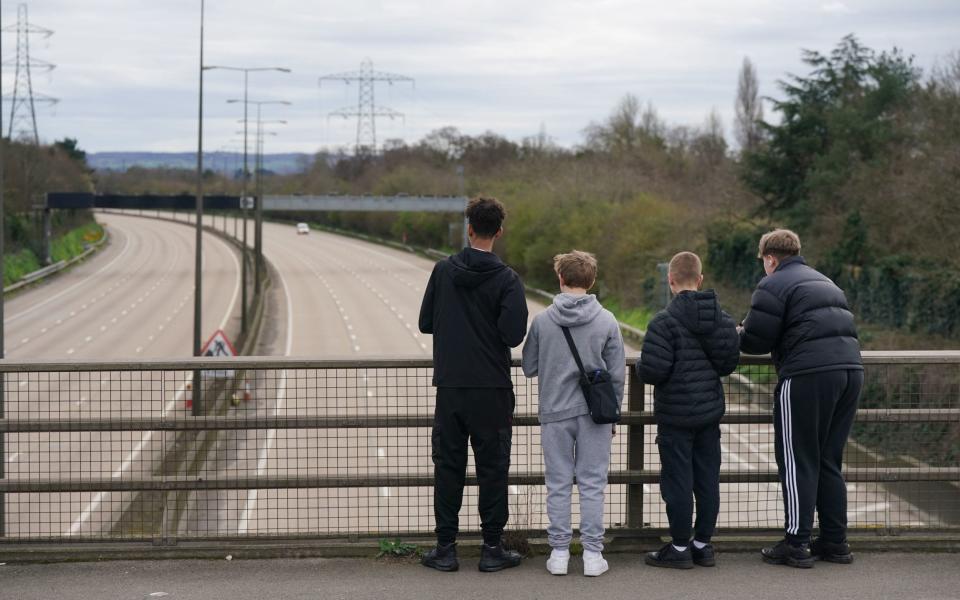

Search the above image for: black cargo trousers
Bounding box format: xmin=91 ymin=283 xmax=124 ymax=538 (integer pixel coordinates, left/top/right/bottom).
xmin=773 ymin=369 xmax=863 ymax=546
xmin=431 ymin=387 xmax=514 ymax=547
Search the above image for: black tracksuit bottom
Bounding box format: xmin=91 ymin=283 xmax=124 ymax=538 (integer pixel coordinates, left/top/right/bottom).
xmin=774 ymin=369 xmax=863 ymax=545
xmin=657 ymin=422 xmax=722 ymax=546
xmin=431 ymin=387 xmax=514 ymax=547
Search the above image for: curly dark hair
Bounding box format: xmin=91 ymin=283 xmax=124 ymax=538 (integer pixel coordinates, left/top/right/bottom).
xmin=465 ymin=196 xmax=506 ymax=238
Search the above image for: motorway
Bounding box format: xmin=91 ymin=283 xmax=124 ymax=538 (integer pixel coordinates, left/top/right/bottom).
xmin=2 ymin=212 xmax=934 ymax=541
xmin=3 ymin=212 xmax=242 ymax=537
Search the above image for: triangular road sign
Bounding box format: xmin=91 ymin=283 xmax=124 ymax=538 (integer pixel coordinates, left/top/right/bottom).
xmin=201 ymin=329 xmax=237 ymax=357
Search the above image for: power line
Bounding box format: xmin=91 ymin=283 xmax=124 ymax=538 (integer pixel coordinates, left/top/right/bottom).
xmin=319 ymin=58 xmax=413 ymax=156
xmin=2 ymin=3 xmax=58 ymax=144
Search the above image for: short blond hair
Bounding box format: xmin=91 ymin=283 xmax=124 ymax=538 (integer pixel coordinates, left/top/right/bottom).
xmin=554 ymin=250 xmax=597 ymax=290
xmin=668 ymin=251 xmax=702 ymax=286
xmin=758 ymin=229 xmax=802 ymax=259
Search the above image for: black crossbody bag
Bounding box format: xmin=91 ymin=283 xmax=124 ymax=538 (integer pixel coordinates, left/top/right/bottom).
xmin=560 ymin=326 xmax=621 ymax=424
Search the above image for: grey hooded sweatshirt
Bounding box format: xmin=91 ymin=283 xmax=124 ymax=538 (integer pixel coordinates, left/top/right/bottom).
xmin=522 ymin=293 xmax=625 ymax=424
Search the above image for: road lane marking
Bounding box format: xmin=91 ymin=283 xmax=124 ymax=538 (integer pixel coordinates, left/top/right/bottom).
xmin=4 ymin=229 xmax=132 ymax=324
xmin=237 ymin=259 xmax=293 ymax=534
xmin=5 ymin=452 xmax=20 ymax=464
xmin=68 ymin=218 xmax=243 ymax=536
xmin=67 ymin=381 xmax=189 ymax=536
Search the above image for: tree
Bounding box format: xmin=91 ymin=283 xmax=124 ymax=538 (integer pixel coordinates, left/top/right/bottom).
xmin=54 ymin=138 xmax=87 ymax=165
xmin=734 ymin=57 xmax=764 ymax=152
xmin=582 ymin=94 xmax=665 ymax=156
xmin=741 ymin=35 xmax=920 ymax=227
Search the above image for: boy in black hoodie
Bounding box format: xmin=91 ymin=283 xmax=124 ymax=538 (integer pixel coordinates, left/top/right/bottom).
xmin=638 ymin=252 xmax=740 ymax=568
xmin=418 ymin=197 xmax=529 ymax=573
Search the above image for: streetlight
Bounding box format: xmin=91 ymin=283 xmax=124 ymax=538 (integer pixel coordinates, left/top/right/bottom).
xmin=226 ymin=99 xmax=290 ymax=291
xmin=192 ymin=0 xmax=206 ymax=417
xmin=205 ymin=66 xmax=290 ymax=335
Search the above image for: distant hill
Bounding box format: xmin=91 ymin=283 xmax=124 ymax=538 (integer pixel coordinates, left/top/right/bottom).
xmin=88 ymin=152 xmax=317 ymax=175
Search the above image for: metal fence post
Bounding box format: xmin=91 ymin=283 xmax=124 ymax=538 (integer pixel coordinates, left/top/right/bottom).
xmin=626 ymin=366 xmax=645 ymax=528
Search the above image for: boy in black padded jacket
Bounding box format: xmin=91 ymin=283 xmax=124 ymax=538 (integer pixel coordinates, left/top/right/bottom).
xmin=638 ymin=251 xmax=740 ymax=569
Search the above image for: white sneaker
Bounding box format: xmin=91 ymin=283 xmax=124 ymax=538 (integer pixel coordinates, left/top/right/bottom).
xmin=583 ymin=550 xmax=609 ymax=577
xmin=546 ymin=548 xmax=570 ymax=575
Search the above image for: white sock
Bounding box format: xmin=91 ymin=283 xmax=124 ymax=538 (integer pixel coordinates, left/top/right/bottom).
xmin=672 ymin=544 xmax=688 ymax=552
xmin=552 ymin=548 xmax=570 ymax=557
xmin=693 ymin=540 xmax=708 ymax=550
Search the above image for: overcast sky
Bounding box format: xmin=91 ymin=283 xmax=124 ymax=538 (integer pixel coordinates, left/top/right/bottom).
xmin=1 ymin=0 xmax=957 ymax=154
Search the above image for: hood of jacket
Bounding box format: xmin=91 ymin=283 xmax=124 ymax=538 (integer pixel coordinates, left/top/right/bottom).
xmin=667 ymin=289 xmax=722 ymax=336
xmin=446 ymin=247 xmax=506 ymax=288
xmin=546 ymin=293 xmax=603 ymax=328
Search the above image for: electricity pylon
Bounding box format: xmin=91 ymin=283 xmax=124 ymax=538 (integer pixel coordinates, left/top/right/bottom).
xmin=319 ymin=58 xmax=413 ymax=156
xmin=2 ymin=4 xmax=58 ymax=143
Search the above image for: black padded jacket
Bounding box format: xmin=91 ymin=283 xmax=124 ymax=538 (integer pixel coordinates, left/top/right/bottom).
xmin=739 ymin=256 xmax=862 ymax=378
xmin=418 ymin=247 xmax=528 ymax=388
xmin=637 ymin=290 xmax=740 ymax=428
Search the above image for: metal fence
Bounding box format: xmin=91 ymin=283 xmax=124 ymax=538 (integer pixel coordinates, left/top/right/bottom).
xmin=0 ymin=353 xmax=957 ymax=545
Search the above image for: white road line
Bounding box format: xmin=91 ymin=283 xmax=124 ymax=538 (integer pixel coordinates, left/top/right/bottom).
xmin=5 ymin=452 xmax=20 ymax=464
xmin=237 ymin=261 xmax=294 ymax=534
xmin=4 ymin=229 xmax=132 ymax=324
xmin=67 ymin=217 xmax=243 ymax=537
xmin=721 ymin=443 xmax=756 ymax=470
xmin=851 ymin=502 xmax=891 ymax=515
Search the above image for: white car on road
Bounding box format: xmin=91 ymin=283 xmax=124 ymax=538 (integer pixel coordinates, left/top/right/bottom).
xmin=296 ymin=223 xmax=310 ymax=235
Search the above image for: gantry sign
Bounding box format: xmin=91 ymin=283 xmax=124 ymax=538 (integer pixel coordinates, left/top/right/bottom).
xmin=46 ymin=193 xmax=467 ymax=214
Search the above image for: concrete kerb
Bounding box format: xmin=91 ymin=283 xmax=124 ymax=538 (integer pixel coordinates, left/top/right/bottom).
xmin=3 ymin=228 xmax=110 ymax=296
xmin=1 ymin=531 xmax=958 ymax=564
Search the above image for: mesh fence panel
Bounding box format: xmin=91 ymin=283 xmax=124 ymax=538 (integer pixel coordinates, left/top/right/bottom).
xmin=0 ymin=356 xmax=957 ymax=543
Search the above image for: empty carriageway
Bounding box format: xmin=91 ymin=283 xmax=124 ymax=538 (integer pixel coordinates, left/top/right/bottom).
xmin=2 ymin=212 xmax=242 ymax=538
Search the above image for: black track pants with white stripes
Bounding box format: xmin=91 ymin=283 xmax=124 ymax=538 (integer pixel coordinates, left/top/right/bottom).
xmin=773 ymin=369 xmax=863 ymax=545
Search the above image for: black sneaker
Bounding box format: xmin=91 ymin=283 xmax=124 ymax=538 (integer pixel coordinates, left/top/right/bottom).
xmin=761 ymin=540 xmax=814 ymax=569
xmin=810 ymin=538 xmax=854 ymax=564
xmin=478 ymin=543 xmax=522 ymax=572
xmin=421 ymin=542 xmax=459 ymax=572
xmin=691 ymin=543 xmax=716 ymax=567
xmin=645 ymin=543 xmax=694 ymax=569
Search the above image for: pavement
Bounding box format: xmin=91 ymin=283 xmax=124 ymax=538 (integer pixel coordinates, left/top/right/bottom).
xmin=2 ymin=552 xmax=959 ymax=600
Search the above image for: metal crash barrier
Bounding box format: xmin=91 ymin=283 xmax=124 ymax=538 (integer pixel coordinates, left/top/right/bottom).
xmin=0 ymin=353 xmax=956 ymax=545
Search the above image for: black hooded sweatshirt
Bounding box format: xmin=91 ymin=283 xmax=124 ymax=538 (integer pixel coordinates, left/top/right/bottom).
xmin=419 ymin=247 xmax=528 ymax=388
xmin=637 ymin=290 xmax=740 ymax=428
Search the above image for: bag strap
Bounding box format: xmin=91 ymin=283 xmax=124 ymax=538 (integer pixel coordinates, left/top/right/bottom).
xmin=560 ymin=326 xmax=588 ymax=379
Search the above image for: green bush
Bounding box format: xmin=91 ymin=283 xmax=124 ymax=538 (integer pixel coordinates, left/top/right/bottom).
xmin=3 ymin=248 xmax=41 ymax=286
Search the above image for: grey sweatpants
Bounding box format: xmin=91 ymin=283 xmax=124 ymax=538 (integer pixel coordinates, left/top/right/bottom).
xmin=542 ymin=414 xmax=613 ymax=552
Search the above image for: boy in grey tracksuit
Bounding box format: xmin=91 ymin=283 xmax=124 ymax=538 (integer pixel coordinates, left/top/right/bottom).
xmin=522 ymin=251 xmax=625 ymax=577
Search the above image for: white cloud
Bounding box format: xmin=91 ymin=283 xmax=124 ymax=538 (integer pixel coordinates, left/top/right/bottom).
xmin=821 ymin=2 xmax=855 ymax=15
xmin=1 ymin=0 xmax=956 ymax=152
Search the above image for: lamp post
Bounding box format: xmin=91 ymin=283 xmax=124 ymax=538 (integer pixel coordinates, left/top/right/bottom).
xmin=226 ymin=99 xmax=290 ymax=291
xmin=192 ymin=0 xmax=206 ymax=416
xmin=205 ymin=66 xmax=289 ymax=335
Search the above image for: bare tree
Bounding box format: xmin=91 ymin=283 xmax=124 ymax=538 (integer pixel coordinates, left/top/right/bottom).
xmin=734 ymin=57 xmax=764 ymax=153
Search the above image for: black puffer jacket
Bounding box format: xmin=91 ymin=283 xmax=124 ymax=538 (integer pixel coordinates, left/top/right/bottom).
xmin=419 ymin=248 xmax=528 ymax=388
xmin=739 ymin=256 xmax=862 ymax=377
xmin=637 ymin=290 xmax=740 ymax=427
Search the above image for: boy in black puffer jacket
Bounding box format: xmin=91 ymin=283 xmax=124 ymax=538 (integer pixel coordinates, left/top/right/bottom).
xmin=638 ymin=252 xmax=740 ymax=569
xmin=740 ymin=229 xmax=862 ymax=569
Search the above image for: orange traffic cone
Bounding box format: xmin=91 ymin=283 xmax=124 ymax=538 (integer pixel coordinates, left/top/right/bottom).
xmin=185 ymin=383 xmax=193 ymax=410
xmin=243 ymin=379 xmax=252 ymax=402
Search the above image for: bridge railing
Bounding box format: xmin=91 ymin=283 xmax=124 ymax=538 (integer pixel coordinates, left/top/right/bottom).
xmin=0 ymin=352 xmax=956 ymax=544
